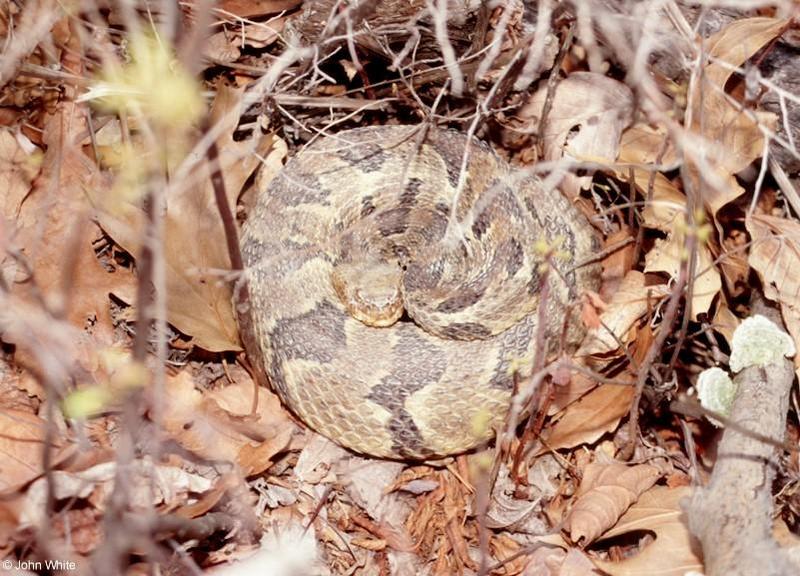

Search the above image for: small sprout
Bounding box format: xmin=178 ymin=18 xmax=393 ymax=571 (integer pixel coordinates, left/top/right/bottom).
xmin=470 ymin=408 xmax=493 ymax=438
xmin=109 ymin=359 xmax=150 ymax=391
xmin=533 ymin=238 xmax=551 ymax=255
xmin=533 ymin=235 xmax=564 ymax=257
xmin=99 ymin=346 xmax=130 ymax=373
xmin=62 ymin=350 xmax=149 ymax=420
xmin=696 ymin=367 xmax=736 ymax=427
xmin=508 ymin=356 xmax=532 ymax=376
xmin=81 ymin=32 xmax=203 ymax=128
xmin=695 ymin=221 xmax=713 ymax=244
xmin=62 ymin=386 xmax=113 ymax=420
xmin=729 ymin=314 xmax=796 ymax=373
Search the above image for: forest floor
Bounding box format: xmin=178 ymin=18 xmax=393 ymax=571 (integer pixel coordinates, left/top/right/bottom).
xmin=1 ymin=1 xmax=800 ymax=575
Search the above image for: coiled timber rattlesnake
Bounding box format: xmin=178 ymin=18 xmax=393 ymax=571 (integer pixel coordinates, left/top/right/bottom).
xmin=241 ymin=125 xmax=601 ymax=459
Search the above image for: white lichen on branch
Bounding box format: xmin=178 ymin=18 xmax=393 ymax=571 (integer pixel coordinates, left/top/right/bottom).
xmin=696 ymin=366 xmax=735 ymax=426
xmin=729 ymin=314 xmax=796 ymax=372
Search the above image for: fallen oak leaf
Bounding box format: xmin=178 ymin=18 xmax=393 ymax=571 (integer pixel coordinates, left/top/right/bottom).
xmin=564 ymin=461 xmax=662 ymax=546
xmin=746 ymin=214 xmax=800 ymax=369
xmin=591 ymin=486 xmax=702 ymax=576
xmin=520 ymin=72 xmax=634 ymax=197
xmin=687 ymin=17 xmax=786 ymax=217
xmin=19 ymin=460 xmax=213 ymax=528
xmin=11 ymin=105 xmax=135 ymax=344
xmin=0 ymin=409 xmax=73 ymax=496
xmin=615 ymin=20 xmax=784 ymax=223
xmin=0 ymin=130 xmax=39 ymax=222
xmin=540 ymin=384 xmax=635 ymax=453
xmin=161 ymin=368 xmax=296 ymax=476
xmin=643 ymin=227 xmax=722 ymax=320
xmin=217 ymin=0 xmax=301 ymax=19
xmin=524 ymin=546 xmax=597 ymax=576
xmin=616 ymin=134 xmax=722 ymax=320
xmin=712 ymin=298 xmax=740 ymax=346
xmin=93 ymin=84 xmax=284 ymax=351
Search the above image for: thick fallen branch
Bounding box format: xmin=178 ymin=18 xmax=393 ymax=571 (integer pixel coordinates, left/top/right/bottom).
xmin=688 ymin=303 xmax=798 ymax=576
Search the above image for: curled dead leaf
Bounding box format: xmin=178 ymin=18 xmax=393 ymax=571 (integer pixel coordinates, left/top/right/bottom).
xmin=564 ymin=461 xmax=661 ymax=545
xmin=521 ymin=72 xmax=634 ymax=197
xmin=218 ymin=0 xmax=301 ymax=19
xmin=161 ymin=369 xmax=296 ymax=476
xmin=687 ymin=17 xmax=785 ymax=217
xmin=592 ymin=486 xmax=702 ymax=576
xmin=643 ymin=232 xmax=722 ymax=320
xmin=578 ymin=271 xmax=669 ymax=357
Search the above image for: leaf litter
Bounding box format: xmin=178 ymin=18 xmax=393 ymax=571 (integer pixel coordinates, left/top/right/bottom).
xmin=0 ymin=3 xmax=798 ymax=575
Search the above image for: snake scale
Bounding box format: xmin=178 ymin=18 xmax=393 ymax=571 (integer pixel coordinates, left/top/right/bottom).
xmin=241 ymin=125 xmax=601 ymax=459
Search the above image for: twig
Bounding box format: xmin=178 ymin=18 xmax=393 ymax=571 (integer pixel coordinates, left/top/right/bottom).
xmin=535 ymin=24 xmax=574 ymax=155
xmin=619 ymin=232 xmax=693 ymax=460
xmin=426 ymin=0 xmax=464 ymax=97
xmin=0 ymin=0 xmax=64 ymax=89
xmin=687 ymin=301 xmax=799 ymax=575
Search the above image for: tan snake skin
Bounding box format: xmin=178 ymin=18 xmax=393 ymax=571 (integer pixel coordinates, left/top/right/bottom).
xmin=241 ymin=125 xmax=601 ymax=459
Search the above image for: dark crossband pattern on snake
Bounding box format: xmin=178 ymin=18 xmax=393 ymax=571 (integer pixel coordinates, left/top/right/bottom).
xmin=241 ymin=125 xmax=601 ymax=459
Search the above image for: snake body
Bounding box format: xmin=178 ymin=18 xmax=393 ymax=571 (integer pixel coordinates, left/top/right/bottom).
xmin=241 ymin=125 xmax=601 ymax=459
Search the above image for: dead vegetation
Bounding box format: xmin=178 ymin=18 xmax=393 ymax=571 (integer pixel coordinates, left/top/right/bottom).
xmin=1 ymin=0 xmax=800 ymax=574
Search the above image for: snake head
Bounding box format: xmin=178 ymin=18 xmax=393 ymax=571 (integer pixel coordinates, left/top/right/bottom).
xmin=331 ymin=260 xmax=404 ymax=327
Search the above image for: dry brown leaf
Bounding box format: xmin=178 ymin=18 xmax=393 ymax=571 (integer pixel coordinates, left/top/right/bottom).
xmin=521 ymin=72 xmax=633 ymax=196
xmin=600 ymin=226 xmax=636 ymax=300
xmin=524 ymin=546 xmax=599 ymax=576
xmin=541 ymin=384 xmax=635 ymax=453
xmin=523 ymin=546 xmax=566 ymax=576
xmin=161 ymin=368 xmax=296 ymax=476
xmin=613 ymin=19 xmax=784 ymax=320
xmin=19 ymin=460 xmax=212 ymax=528
xmin=95 ymin=85 xmax=284 ymax=351
xmin=205 ymin=19 xmax=283 ymax=62
xmin=638 ymin=174 xmax=685 ymax=232
xmin=592 ymin=486 xmax=703 ymax=576
xmin=746 ymin=214 xmax=800 ymax=367
xmin=10 ymin=107 xmax=135 ymax=343
xmin=564 ymin=461 xmax=661 ymax=545
xmin=337 ymin=459 xmax=414 ymax=552
xmin=0 ymin=410 xmax=72 ymax=496
xmin=617 ymin=139 xmax=723 ymax=320
xmin=2 ymin=23 xmax=134 ymax=343
xmin=558 ymin=548 xmax=601 ymax=576
xmin=615 ymin=123 xmax=680 ymax=220
xmin=242 ymin=18 xmax=285 ymax=48
xmin=491 ymin=533 xmax=528 ymax=576
xmin=579 ymin=271 xmax=669 ymax=357
xmin=644 ymin=231 xmax=722 ymax=320
xmin=688 ymin=17 xmax=785 ymax=216
xmin=485 ymin=464 xmax=549 ymax=534
xmin=712 ymin=298 xmax=740 ymax=345
xmin=549 ymin=371 xmax=599 ymax=415
xmin=617 ymin=123 xmax=677 ymax=167
xmin=204 ymin=30 xmax=241 ymax=63
xmin=218 ymin=0 xmax=301 ymax=19
xmin=616 ymin=20 xmax=783 ymax=219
